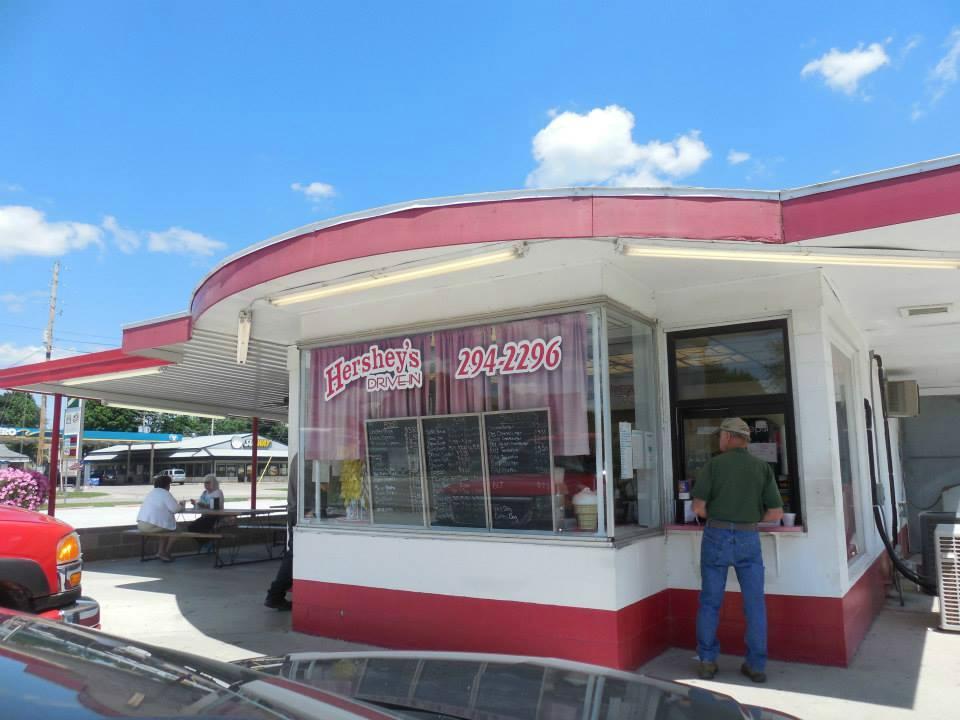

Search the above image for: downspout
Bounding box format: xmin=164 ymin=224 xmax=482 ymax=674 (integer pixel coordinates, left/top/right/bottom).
xmin=864 ymin=398 xmax=935 ymax=592
xmin=872 ymin=353 xmax=899 ymax=538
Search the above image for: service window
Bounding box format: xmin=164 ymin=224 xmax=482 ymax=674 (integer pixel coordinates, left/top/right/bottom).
xmin=300 ymin=310 xmax=604 ymax=537
xmin=667 ymin=320 xmax=800 ymax=524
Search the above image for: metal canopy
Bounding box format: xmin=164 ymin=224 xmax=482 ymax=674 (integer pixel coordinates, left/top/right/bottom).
xmin=0 ymin=329 xmax=289 ymax=421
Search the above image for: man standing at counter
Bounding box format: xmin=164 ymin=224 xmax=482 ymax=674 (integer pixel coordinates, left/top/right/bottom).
xmin=692 ymin=417 xmax=783 ymax=683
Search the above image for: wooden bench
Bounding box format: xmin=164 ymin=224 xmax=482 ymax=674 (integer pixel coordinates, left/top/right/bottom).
xmin=124 ymin=529 xmax=222 ymax=562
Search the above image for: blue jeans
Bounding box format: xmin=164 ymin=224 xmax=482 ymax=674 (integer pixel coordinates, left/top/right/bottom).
xmin=696 ymin=526 xmax=767 ymax=671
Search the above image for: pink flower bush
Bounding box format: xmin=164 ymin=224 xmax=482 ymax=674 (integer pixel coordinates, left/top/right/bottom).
xmin=0 ymin=468 xmax=50 ymax=512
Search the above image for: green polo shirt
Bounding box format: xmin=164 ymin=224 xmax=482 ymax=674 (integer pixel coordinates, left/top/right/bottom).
xmin=693 ymin=447 xmax=783 ymax=523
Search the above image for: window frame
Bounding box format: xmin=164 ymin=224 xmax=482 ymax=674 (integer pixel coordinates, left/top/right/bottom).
xmin=602 ymin=305 xmax=665 ymax=541
xmin=296 ymin=300 xmax=663 ymax=543
xmin=666 ymin=319 xmax=801 ymax=524
xmin=829 ymin=340 xmax=865 ymax=564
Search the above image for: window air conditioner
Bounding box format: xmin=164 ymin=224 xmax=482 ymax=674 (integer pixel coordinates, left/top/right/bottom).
xmin=885 ymin=380 xmax=920 ymax=417
xmin=935 ymin=524 xmax=960 ymax=632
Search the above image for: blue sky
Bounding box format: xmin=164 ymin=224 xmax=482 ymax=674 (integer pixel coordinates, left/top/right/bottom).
xmin=1 ymin=1 xmax=959 ymax=368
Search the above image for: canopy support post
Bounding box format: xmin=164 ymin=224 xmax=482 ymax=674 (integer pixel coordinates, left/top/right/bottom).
xmin=47 ymin=394 xmax=62 ymax=517
xmin=251 ymin=417 xmax=259 ymax=510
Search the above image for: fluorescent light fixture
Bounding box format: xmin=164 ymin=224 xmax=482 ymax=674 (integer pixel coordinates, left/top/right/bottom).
xmin=237 ymin=309 xmax=252 ymax=365
xmin=618 ymin=240 xmax=960 ymax=270
xmin=269 ymin=244 xmax=527 ymax=307
xmin=62 ymin=366 xmax=166 ymax=386
xmin=104 ymin=401 xmax=225 ymax=419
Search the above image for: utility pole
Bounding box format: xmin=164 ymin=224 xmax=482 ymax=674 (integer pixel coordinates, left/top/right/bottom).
xmin=36 ymin=261 xmax=60 ymax=473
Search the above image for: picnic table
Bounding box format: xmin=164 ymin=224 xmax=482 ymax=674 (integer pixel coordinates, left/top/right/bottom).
xmin=179 ymin=506 xmax=289 ymax=567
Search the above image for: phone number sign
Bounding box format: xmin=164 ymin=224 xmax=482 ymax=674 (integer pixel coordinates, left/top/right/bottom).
xmin=455 ymin=336 xmax=562 ymax=379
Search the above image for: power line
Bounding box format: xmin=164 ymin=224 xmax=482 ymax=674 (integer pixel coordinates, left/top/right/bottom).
xmin=0 ymin=321 xmax=118 ymax=342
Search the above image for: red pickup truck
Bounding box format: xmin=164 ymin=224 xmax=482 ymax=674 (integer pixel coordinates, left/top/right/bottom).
xmin=0 ymin=505 xmax=100 ymax=627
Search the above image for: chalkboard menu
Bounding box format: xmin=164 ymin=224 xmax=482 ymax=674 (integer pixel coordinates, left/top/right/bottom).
xmin=483 ymin=410 xmax=553 ymax=531
xmin=484 ymin=410 xmax=551 ymax=475
xmin=422 ymin=415 xmax=485 ymax=528
xmin=365 ymin=418 xmax=424 ymax=526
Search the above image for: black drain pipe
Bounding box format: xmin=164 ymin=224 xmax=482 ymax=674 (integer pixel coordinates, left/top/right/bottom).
xmin=864 ymin=398 xmax=935 ymax=592
xmin=873 ymin=354 xmax=899 ymax=536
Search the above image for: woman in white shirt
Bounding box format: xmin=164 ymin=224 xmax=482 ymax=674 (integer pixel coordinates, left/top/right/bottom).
xmin=137 ymin=475 xmax=183 ymax=562
xmin=187 ymin=475 xmax=224 ymax=539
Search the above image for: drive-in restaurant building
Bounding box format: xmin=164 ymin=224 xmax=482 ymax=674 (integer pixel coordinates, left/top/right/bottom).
xmin=2 ymin=154 xmax=959 ymax=669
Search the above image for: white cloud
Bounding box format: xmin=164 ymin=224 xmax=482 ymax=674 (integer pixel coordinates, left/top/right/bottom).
xmin=1 ymin=291 xmax=44 ymax=313
xmin=147 ymin=227 xmax=225 ymax=256
xmin=727 ymin=150 xmax=751 ymax=166
xmin=0 ymin=343 xmax=78 ymax=368
xmin=2 ymin=183 xmax=22 ymax=192
xmin=103 ymin=215 xmax=141 ymax=253
xmin=525 ymin=105 xmax=711 ymax=188
xmin=931 ymin=28 xmax=960 ymax=102
xmin=0 ymin=206 xmax=103 ymax=260
xmin=899 ymin=35 xmax=922 ymax=64
xmin=801 ymin=42 xmax=890 ymax=95
xmin=291 ymin=181 xmax=336 ymax=201
xmin=0 ymin=343 xmax=44 ymax=368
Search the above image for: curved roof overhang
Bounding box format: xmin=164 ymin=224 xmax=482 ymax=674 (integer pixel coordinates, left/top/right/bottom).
xmin=186 ymin=154 xmax=960 ymax=326
xmin=3 ymin=153 xmax=960 ymax=407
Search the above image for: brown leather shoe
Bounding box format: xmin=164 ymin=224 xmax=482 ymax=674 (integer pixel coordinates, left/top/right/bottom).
xmin=740 ymin=663 xmax=766 ymax=683
xmin=697 ymin=661 xmax=718 ymax=679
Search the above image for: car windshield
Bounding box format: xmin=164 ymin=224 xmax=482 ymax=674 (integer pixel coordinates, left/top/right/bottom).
xmin=258 ymin=653 xmax=754 ymax=720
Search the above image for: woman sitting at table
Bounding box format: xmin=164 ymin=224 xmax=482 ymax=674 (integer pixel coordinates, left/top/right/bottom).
xmin=137 ymin=475 xmax=183 ymax=562
xmin=187 ymin=475 xmax=224 ymax=538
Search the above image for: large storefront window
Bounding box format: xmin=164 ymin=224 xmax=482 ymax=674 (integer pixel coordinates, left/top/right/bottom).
xmin=300 ymin=311 xmax=605 ymax=536
xmin=832 ymin=345 xmax=863 ymax=561
xmin=606 ymin=311 xmax=660 ymax=533
xmin=668 ymin=320 xmax=800 ymax=524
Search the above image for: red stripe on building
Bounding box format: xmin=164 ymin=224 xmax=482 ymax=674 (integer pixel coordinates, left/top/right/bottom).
xmin=783 ymin=163 xmax=960 ymax=242
xmin=293 ymin=551 xmax=890 ymax=670
xmin=0 ymin=348 xmax=170 ymax=389
xmin=592 ymin=196 xmax=783 ymax=243
xmin=122 ymin=315 xmax=192 ymax=353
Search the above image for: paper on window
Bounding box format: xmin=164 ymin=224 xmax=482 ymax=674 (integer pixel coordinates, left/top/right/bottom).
xmin=619 ymin=422 xmax=633 ymax=479
xmin=748 ymin=442 xmax=778 ymax=463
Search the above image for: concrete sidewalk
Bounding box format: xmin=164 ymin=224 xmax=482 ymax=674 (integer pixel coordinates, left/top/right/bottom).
xmin=85 ymin=554 xmax=367 ymax=661
xmin=54 ymin=481 xmax=288 ymax=528
xmin=83 ymin=556 xmax=960 ymax=719
xmin=638 ymin=587 xmax=960 ymax=719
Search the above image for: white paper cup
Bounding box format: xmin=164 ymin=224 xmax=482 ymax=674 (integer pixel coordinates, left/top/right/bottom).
xmin=782 ymin=513 xmax=796 ymax=527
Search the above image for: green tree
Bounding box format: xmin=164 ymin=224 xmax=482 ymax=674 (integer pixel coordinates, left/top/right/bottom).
xmin=0 ymin=391 xmax=41 ymax=427
xmin=81 ymin=400 xmax=288 ymax=444
xmin=83 ymin=400 xmax=142 ymax=432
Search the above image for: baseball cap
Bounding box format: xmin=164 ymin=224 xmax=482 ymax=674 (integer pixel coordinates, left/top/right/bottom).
xmin=717 ymin=417 xmax=751 ymax=438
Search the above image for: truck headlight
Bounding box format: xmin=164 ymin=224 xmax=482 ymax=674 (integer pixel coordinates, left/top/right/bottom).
xmin=57 ymin=532 xmax=81 ymax=564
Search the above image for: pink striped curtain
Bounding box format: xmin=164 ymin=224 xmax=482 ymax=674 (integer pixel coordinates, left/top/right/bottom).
xmin=304 ymin=313 xmax=591 ymax=461
xmin=305 ymin=335 xmax=430 ymax=461
xmin=494 ymin=313 xmax=590 ymax=456
xmin=431 ymin=325 xmax=491 ymax=415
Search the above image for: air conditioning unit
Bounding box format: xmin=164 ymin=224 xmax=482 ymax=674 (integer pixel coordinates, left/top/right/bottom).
xmin=935 ymin=524 xmax=960 ymax=632
xmin=885 ymin=380 xmax=920 ymax=417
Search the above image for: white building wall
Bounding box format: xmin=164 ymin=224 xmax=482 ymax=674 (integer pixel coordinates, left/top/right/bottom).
xmin=294 ymin=529 xmax=654 ymax=611
xmin=821 ymin=277 xmax=898 ymax=593
xmin=289 ymin=262 xmax=865 ymax=608
xmin=655 ymin=270 xmax=850 ymax=598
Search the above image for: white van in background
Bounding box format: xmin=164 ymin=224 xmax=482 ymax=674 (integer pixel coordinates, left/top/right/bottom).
xmin=157 ymin=469 xmax=187 ymax=484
